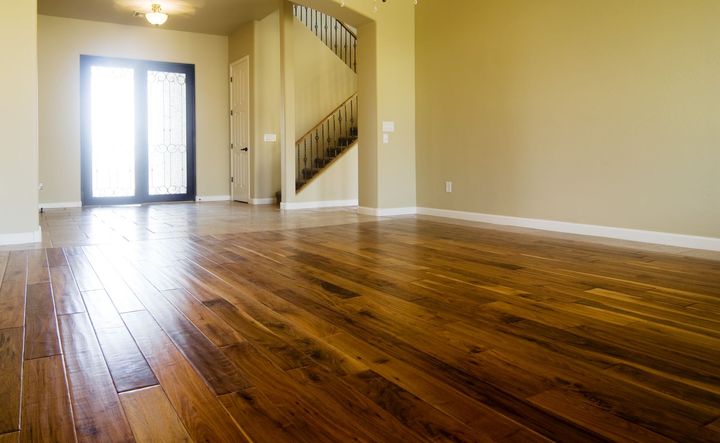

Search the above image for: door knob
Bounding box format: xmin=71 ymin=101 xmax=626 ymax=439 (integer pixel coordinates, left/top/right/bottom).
xmin=241 ymin=147 xmax=249 ymax=152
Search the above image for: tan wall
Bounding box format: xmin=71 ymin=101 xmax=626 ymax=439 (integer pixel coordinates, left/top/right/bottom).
xmin=293 ymin=14 xmax=358 ymax=203
xmin=416 ymin=0 xmax=720 ymax=238
xmin=0 ymin=1 xmax=40 ymax=239
xmin=254 ymin=11 xmax=282 ymax=200
xmin=38 ymin=15 xmax=230 ymax=203
xmin=229 ymin=21 xmax=254 ymax=66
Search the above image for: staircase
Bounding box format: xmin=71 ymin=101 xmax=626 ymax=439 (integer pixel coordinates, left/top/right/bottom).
xmin=293 ymin=5 xmax=357 ymax=73
xmin=293 ymin=5 xmax=358 ymax=192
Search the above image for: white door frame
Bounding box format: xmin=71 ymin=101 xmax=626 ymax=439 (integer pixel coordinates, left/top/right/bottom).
xmin=229 ymin=56 xmax=251 ymax=202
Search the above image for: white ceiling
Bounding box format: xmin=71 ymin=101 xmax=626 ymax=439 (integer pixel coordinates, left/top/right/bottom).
xmin=38 ymin=0 xmax=280 ymax=35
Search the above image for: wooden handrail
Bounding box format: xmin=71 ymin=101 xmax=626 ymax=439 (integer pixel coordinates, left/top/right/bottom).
xmin=296 ymin=93 xmax=358 ymax=144
xmin=337 ymin=20 xmax=357 ymax=40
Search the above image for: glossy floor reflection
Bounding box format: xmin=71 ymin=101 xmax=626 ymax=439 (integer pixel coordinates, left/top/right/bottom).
xmin=0 ymin=202 xmax=719 ymax=441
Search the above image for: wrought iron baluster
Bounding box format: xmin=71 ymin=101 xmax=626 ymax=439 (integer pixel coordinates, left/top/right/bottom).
xmin=303 ymin=139 xmax=308 ymax=179
xmin=321 ymin=124 xmax=326 ymax=164
xmin=315 ymin=130 xmax=320 ymax=172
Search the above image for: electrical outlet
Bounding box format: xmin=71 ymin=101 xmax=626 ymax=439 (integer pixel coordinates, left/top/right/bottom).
xmin=445 ymin=181 xmax=452 ymax=193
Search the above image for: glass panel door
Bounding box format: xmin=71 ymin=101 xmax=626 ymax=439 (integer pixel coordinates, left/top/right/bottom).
xmin=147 ymin=70 xmax=188 ymax=196
xmin=81 ymin=56 xmax=196 ymax=206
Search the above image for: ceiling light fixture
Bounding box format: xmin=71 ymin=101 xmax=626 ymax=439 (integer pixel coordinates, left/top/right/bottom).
xmin=145 ymin=3 xmax=168 ymax=26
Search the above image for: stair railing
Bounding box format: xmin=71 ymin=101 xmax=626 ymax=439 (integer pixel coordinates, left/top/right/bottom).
xmin=296 ymin=94 xmax=358 ymax=191
xmin=292 ymin=4 xmax=357 ymax=73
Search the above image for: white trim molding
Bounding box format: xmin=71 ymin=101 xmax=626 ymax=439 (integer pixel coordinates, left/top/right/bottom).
xmin=0 ymin=227 xmax=42 ymax=246
xmin=195 ymin=195 xmax=231 ymax=202
xmin=281 ymin=199 xmax=358 ymax=210
xmin=39 ymin=201 xmax=82 ymax=209
xmin=358 ymin=207 xmax=418 ymax=217
xmin=416 ymin=207 xmax=720 ymax=252
xmin=251 ymin=197 xmax=276 ymax=205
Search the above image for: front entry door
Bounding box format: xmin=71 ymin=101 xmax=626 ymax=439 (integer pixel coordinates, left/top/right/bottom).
xmin=81 ymin=55 xmax=196 ymax=205
xmin=230 ymin=57 xmax=250 ymax=203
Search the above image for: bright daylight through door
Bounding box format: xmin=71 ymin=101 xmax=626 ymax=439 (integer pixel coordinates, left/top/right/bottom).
xmin=81 ymin=56 xmax=196 ymax=206
xmin=90 ymin=66 xmax=136 ymax=198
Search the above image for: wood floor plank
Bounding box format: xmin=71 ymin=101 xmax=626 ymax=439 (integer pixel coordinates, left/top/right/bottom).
xmin=81 ymin=289 xmax=158 ymax=392
xmin=321 ymin=332 xmax=545 ymax=442
xmin=2 ymin=251 xmax=27 ymax=284
xmin=0 ymin=282 xmax=26 ymax=331
xmin=119 ymin=386 xmax=191 ymax=443
xmin=341 ymin=369 xmax=485 ymax=443
xmin=65 ymin=252 xmax=103 ymax=292
xmin=24 ymin=282 xmax=61 ymax=360
xmin=0 ymin=255 xmax=8 ymax=285
xmin=0 ymin=328 xmax=23 ymax=434
xmin=46 ymin=248 xmax=67 ymax=268
xmin=221 ymin=341 xmax=403 ymax=443
xmin=0 ymin=432 xmax=18 ymax=443
xmin=20 ymin=355 xmax=77 ymax=443
xmin=528 ymin=389 xmax=676 ymax=442
xmin=219 ymin=388 xmax=296 ymax=443
xmin=0 ymin=431 xmax=17 ymax=443
xmin=0 ymin=252 xmax=27 ymax=330
xmin=100 ymin=254 xmax=251 ymax=395
xmin=82 ymin=247 xmax=144 ymax=313
xmin=161 ymin=288 xmax=245 ymax=347
xmin=49 ymin=266 xmax=85 ymax=315
xmin=122 ymin=310 xmax=249 ymax=442
xmin=58 ymin=313 xmax=135 ymax=442
xmin=81 ymin=289 xmax=124 ymax=329
xmin=26 ymin=250 xmax=49 ymax=285
xmin=94 ymin=326 xmax=159 ymax=393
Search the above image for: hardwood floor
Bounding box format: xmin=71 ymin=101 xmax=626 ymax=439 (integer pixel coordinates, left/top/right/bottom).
xmin=1 ymin=202 xmax=719 ymax=442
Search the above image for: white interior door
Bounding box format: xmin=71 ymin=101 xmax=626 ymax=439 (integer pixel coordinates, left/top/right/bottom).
xmin=230 ymin=57 xmax=250 ymax=203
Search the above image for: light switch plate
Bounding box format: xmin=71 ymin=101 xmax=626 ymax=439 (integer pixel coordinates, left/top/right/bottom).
xmin=263 ymin=133 xmax=277 ymax=142
xmin=383 ymin=133 xmax=390 ymax=144
xmin=382 ymin=121 xmax=395 ymax=133
xmin=445 ymin=181 xmax=453 ymax=193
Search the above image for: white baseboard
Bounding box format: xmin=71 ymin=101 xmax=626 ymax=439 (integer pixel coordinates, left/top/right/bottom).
xmin=416 ymin=207 xmax=720 ymax=252
xmin=251 ymin=198 xmax=276 ymax=205
xmin=0 ymin=227 xmax=42 ymax=246
xmin=281 ymin=199 xmax=358 ymax=210
xmin=358 ymin=206 xmax=418 ymax=217
xmin=39 ymin=201 xmax=82 ymax=209
xmin=195 ymin=195 xmax=230 ymax=202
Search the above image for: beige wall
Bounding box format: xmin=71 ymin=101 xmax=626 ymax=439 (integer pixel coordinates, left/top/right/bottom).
xmin=416 ymin=0 xmax=720 ymax=238
xmin=229 ymin=21 xmax=254 ymax=66
xmin=38 ymin=15 xmax=230 ymax=203
xmin=254 ymin=11 xmax=282 ymax=200
xmin=0 ymin=1 xmax=40 ymax=240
